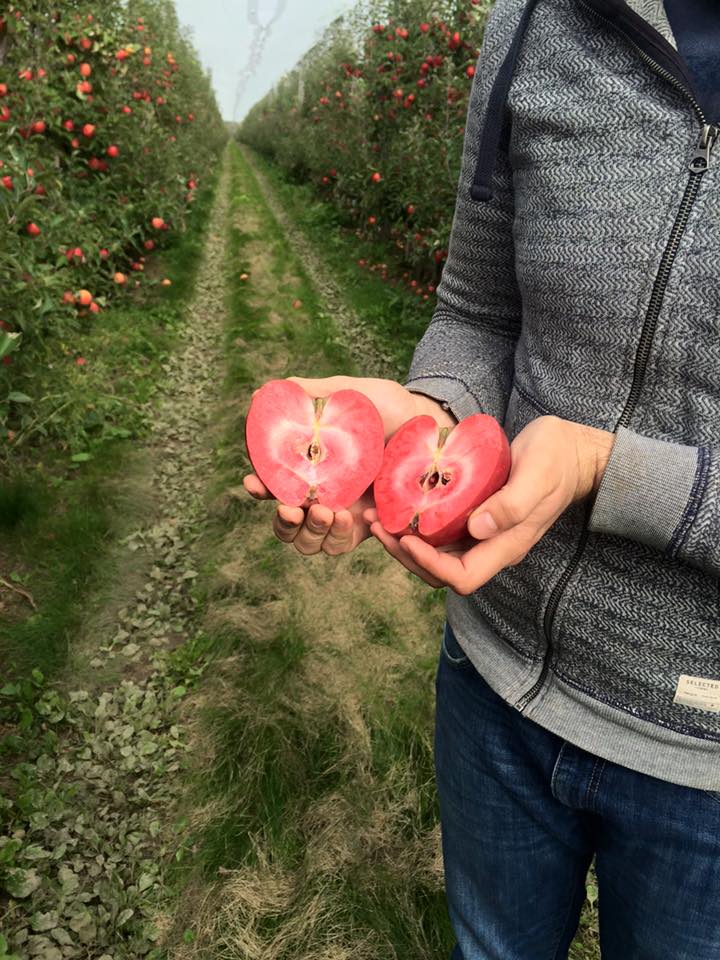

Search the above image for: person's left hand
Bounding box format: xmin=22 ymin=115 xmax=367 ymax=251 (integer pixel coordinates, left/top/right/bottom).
xmin=363 ymin=415 xmax=616 ymax=595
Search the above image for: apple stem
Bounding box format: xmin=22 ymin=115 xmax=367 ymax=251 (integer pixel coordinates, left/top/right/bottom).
xmin=437 ymin=426 xmax=450 ymax=449
xmin=313 ymin=397 xmax=327 ymax=418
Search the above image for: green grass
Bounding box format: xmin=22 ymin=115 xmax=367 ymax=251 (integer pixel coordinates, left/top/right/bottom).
xmin=224 ymin=149 xmax=351 ymax=379
xmin=247 ymin=148 xmax=434 ymax=378
xmin=0 ymin=168 xmax=220 ymax=681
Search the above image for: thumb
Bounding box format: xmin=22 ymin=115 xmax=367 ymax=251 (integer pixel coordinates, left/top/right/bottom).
xmin=287 ymin=375 xmax=349 ymax=397
xmin=467 ymin=468 xmax=540 ymax=540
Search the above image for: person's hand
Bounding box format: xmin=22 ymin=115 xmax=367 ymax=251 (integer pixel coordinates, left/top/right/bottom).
xmin=243 ymin=375 xmax=456 ymax=556
xmin=363 ymin=415 xmax=616 ymax=592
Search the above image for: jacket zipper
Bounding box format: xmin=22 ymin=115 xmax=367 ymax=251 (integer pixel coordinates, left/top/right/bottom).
xmin=515 ymin=6 xmax=720 ymax=714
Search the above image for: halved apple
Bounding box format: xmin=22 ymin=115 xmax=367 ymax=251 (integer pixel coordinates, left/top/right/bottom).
xmin=374 ymin=413 xmax=510 ymax=546
xmin=245 ymin=379 xmax=385 ymax=511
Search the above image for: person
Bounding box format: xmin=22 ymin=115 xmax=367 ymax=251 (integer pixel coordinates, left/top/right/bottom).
xmin=244 ymin=0 xmax=720 ymax=956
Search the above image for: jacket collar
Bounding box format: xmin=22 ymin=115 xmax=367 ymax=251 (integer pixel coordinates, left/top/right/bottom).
xmin=624 ymin=0 xmax=677 ymax=49
xmin=577 ymin=0 xmax=696 ymax=98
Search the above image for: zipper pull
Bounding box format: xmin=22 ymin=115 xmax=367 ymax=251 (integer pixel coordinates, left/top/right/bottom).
xmin=689 ymin=124 xmax=720 ymax=173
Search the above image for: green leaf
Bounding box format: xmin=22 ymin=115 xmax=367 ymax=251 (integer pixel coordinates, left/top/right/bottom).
xmin=58 ymin=865 xmax=79 ymax=896
xmin=137 ymin=871 xmax=156 ymax=893
xmin=586 ymin=880 xmax=598 ymax=908
xmin=70 ymin=453 xmax=93 ymax=463
xmin=0 ymin=839 xmax=22 ymax=864
xmin=30 ymin=911 xmax=58 ymax=932
xmin=3 ymin=867 xmax=41 ymax=898
xmin=7 ymin=392 xmax=33 ymax=404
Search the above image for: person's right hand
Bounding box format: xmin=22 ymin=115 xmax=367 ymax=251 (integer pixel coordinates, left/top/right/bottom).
xmin=243 ymin=375 xmax=456 ymax=556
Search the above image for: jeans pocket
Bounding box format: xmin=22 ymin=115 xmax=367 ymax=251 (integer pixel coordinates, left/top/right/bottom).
xmin=441 ymin=622 xmax=471 ymax=668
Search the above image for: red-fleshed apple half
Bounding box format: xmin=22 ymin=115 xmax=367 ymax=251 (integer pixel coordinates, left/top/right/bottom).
xmin=374 ymin=413 xmax=511 ymax=546
xmin=245 ymin=379 xmax=385 ymax=511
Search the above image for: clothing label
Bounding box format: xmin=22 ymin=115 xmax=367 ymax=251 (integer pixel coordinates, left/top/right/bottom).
xmin=674 ymin=675 xmax=720 ymax=713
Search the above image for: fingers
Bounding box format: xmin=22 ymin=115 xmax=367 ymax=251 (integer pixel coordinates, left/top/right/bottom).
xmin=269 ymin=501 xmax=363 ymax=556
xmin=243 ymin=473 xmax=273 ymax=500
xmin=322 ymin=510 xmax=357 ymax=555
xmin=273 ymin=503 xmax=354 ymax=556
xmin=368 ymin=521 xmax=446 ymax=589
xmin=399 ymin=536 xmax=478 ymax=593
xmin=401 ymin=526 xmax=533 ymax=595
xmin=289 ymin=504 xmax=334 ymax=555
xmin=272 ymin=503 xmax=306 ymax=542
xmin=363 ymin=506 xmax=537 ymax=594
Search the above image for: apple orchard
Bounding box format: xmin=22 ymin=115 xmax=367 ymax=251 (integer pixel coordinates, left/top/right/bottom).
xmin=240 ymin=0 xmax=491 ymax=291
xmin=0 ymin=2 xmax=225 ymax=437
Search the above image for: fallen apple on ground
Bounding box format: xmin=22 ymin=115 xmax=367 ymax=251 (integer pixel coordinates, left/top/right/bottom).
xmin=373 ymin=414 xmax=510 ymax=546
xmin=245 ymin=379 xmax=385 ymax=511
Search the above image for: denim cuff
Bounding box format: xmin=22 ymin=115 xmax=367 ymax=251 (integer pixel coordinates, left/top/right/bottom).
xmin=588 ymin=426 xmax=703 ymax=554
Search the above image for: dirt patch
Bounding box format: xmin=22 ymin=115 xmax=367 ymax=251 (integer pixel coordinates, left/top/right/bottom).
xmin=241 ymin=146 xmax=397 ymax=380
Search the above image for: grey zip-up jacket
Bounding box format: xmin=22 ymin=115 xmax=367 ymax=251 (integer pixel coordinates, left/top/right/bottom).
xmin=404 ymin=0 xmax=720 ymax=791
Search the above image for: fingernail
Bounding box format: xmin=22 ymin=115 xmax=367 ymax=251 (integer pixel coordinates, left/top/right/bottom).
xmin=468 ymin=511 xmax=498 ymax=539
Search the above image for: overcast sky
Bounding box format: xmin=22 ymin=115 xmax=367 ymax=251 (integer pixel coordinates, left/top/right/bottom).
xmin=174 ymin=0 xmax=356 ymax=122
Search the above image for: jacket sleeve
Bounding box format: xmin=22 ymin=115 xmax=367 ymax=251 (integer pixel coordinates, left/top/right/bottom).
xmin=403 ymin=1 xmax=523 ymax=425
xmin=588 ymin=428 xmax=720 ymax=580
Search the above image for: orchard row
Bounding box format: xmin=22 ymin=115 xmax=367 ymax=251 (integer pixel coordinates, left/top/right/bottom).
xmin=240 ymin=0 xmax=493 ymax=285
xmin=0 ymin=1 xmax=225 ymax=395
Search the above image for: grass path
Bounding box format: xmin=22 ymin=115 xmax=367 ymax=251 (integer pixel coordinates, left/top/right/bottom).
xmin=1 ymin=141 xmax=600 ymax=959
xmin=164 ymin=141 xmax=451 ymax=959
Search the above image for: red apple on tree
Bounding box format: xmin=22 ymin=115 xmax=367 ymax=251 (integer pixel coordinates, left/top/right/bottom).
xmin=245 ymin=379 xmax=385 ymax=511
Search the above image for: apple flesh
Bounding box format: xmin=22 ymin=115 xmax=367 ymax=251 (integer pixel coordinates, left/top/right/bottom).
xmin=374 ymin=414 xmax=510 ymax=546
xmin=245 ymin=379 xmax=385 ymax=511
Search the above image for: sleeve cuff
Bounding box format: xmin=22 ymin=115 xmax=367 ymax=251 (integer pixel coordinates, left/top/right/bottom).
xmin=588 ymin=426 xmax=706 ymax=555
xmin=403 ymin=375 xmax=484 ymax=422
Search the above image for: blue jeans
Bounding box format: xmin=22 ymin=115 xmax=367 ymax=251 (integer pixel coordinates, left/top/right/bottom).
xmin=435 ymin=621 xmax=720 ymax=960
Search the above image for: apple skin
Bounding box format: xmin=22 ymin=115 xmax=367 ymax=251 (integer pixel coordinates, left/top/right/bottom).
xmin=374 ymin=413 xmax=511 ymax=546
xmin=245 ymin=379 xmax=385 ymax=512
